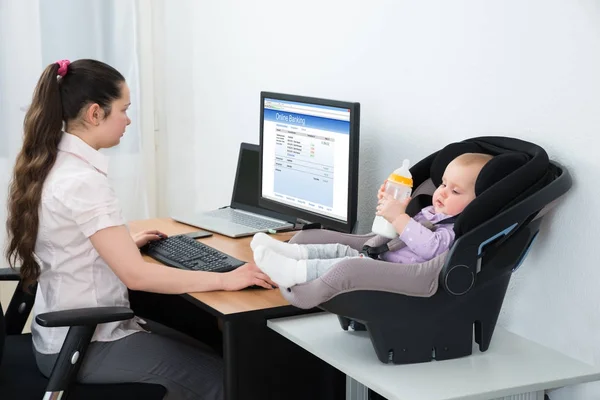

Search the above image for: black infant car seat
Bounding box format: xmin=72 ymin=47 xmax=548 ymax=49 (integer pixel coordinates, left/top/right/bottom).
xmin=283 ymin=136 xmax=572 ymax=364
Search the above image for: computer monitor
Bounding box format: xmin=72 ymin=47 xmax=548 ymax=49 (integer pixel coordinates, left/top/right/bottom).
xmin=259 ymin=92 xmax=360 ymax=233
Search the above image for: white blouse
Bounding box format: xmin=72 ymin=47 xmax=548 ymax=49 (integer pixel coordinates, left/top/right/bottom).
xmin=31 ymin=132 xmax=144 ymax=355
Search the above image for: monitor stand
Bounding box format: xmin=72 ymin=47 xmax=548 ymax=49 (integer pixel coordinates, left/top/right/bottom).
xmin=295 ymin=218 xmax=359 ymax=234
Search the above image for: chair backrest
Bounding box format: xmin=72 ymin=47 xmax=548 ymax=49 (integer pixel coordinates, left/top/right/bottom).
xmin=0 ymin=277 xmax=36 ymax=368
xmin=0 ymin=302 xmax=6 ymax=366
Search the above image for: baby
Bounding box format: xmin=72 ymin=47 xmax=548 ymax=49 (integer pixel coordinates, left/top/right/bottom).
xmin=251 ymin=153 xmax=493 ymax=287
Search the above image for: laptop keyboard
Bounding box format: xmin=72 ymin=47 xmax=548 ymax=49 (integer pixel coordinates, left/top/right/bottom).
xmin=206 ymin=208 xmax=289 ymax=230
xmin=142 ymin=235 xmax=245 ymax=272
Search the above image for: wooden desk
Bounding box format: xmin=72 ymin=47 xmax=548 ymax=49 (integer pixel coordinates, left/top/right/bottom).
xmin=129 ymin=218 xmax=293 ymax=314
xmin=128 ymin=218 xmax=344 ymax=400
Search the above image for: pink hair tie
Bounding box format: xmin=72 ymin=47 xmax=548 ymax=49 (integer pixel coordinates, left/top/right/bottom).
xmin=56 ymin=59 xmax=70 ymax=77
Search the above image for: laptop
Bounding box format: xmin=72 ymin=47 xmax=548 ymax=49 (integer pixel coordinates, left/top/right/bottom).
xmin=171 ymin=143 xmax=295 ymax=238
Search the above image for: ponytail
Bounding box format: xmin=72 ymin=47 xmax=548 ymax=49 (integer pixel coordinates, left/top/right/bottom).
xmin=6 ymin=63 xmax=64 ymax=284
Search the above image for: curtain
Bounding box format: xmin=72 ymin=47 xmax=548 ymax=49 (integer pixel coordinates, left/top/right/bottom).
xmin=151 ymin=0 xmax=200 ymax=218
xmin=0 ymin=0 xmax=152 ymax=268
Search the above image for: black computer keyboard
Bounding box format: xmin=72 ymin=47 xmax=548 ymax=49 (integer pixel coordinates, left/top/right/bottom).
xmin=142 ymin=235 xmax=245 ymax=273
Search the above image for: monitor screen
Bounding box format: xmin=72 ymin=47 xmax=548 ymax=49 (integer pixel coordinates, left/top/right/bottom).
xmin=259 ymin=92 xmax=360 ymax=233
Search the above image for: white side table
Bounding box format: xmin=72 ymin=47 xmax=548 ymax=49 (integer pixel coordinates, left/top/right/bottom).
xmin=268 ymin=312 xmax=600 ymax=400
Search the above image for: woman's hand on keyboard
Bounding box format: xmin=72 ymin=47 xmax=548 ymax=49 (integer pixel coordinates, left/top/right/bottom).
xmin=132 ymin=229 xmax=168 ymax=248
xmin=222 ymin=262 xmax=278 ymax=290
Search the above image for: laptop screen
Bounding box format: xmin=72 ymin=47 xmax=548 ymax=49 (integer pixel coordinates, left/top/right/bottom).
xmin=231 ymin=144 xmax=260 ymax=208
xmin=231 ymin=143 xmax=295 ymax=224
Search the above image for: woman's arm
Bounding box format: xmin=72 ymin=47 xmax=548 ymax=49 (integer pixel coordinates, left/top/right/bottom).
xmin=90 ymin=225 xmax=275 ymax=293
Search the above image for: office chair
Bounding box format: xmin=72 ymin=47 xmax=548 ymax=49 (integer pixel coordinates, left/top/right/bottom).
xmin=0 ymin=268 xmax=166 ymax=399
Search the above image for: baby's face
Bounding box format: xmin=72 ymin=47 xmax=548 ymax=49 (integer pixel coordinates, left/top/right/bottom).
xmin=432 ymin=161 xmax=479 ymax=216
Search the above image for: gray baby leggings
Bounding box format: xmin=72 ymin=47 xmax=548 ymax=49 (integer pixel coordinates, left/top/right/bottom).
xmin=34 ymin=319 xmax=224 ymax=400
xmin=303 ymin=243 xmax=362 ymax=281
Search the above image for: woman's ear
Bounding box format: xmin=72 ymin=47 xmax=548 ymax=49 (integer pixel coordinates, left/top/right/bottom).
xmin=84 ymin=103 xmax=103 ymax=126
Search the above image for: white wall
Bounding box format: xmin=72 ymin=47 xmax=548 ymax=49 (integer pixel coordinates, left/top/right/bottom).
xmin=161 ymin=1 xmax=600 ymax=397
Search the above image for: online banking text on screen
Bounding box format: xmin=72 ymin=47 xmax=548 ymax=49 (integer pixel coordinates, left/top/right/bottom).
xmin=261 ymin=98 xmax=350 ymax=222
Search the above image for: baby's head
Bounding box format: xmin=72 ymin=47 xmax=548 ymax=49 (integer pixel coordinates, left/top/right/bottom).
xmin=432 ymin=153 xmax=493 ymax=215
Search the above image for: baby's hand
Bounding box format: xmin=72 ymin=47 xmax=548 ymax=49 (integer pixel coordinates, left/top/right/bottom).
xmin=377 ymin=182 xmax=387 ymax=200
xmin=376 ymin=195 xmax=411 ymax=223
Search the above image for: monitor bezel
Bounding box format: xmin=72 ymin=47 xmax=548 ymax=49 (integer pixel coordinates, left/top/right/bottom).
xmin=258 ymin=91 xmax=360 ymax=233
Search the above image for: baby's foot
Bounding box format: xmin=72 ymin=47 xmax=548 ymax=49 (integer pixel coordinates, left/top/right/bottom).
xmin=250 ymin=232 xmax=307 ymax=260
xmin=253 ymin=245 xmax=307 ymax=287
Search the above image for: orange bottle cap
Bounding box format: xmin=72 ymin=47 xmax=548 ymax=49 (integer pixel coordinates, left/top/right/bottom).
xmin=388 ymin=173 xmax=413 ymax=187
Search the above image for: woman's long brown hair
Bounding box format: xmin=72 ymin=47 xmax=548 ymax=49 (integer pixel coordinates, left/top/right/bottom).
xmin=5 ymin=59 xmax=125 ymax=284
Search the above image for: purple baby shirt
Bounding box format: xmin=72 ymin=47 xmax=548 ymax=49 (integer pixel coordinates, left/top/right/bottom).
xmin=380 ymin=206 xmax=455 ymax=264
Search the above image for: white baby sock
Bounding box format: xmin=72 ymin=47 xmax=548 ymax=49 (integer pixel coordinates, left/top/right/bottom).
xmin=250 ymin=232 xmax=307 ymax=260
xmin=253 ymin=245 xmax=307 ymax=287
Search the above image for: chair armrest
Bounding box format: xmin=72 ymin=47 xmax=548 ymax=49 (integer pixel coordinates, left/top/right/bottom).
xmin=36 ymin=306 xmax=134 ymax=328
xmin=0 ymin=268 xmax=20 ymax=281
xmin=42 ymin=306 xmax=135 ymax=393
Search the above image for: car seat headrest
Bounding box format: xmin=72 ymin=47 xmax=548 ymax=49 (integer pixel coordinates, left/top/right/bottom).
xmin=411 ymin=136 xmax=551 ymax=237
xmin=429 ymin=142 xmax=528 ymax=196
xmin=474 ymin=153 xmax=529 ymax=196
xmin=430 ymin=142 xmax=484 ymax=186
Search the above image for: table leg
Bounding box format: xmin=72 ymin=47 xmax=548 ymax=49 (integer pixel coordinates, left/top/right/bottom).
xmin=223 ymin=313 xmax=345 ymax=400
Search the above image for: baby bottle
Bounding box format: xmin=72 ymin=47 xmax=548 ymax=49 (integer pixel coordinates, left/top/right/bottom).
xmin=371 ymin=159 xmax=413 ymax=239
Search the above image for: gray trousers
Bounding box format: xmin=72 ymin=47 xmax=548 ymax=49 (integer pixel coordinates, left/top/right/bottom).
xmin=304 ymin=243 xmax=361 ymax=281
xmin=35 ymin=319 xmax=224 ymax=400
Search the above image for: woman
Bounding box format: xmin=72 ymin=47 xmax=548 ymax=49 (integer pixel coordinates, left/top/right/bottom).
xmin=5 ymin=59 xmax=274 ymax=399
